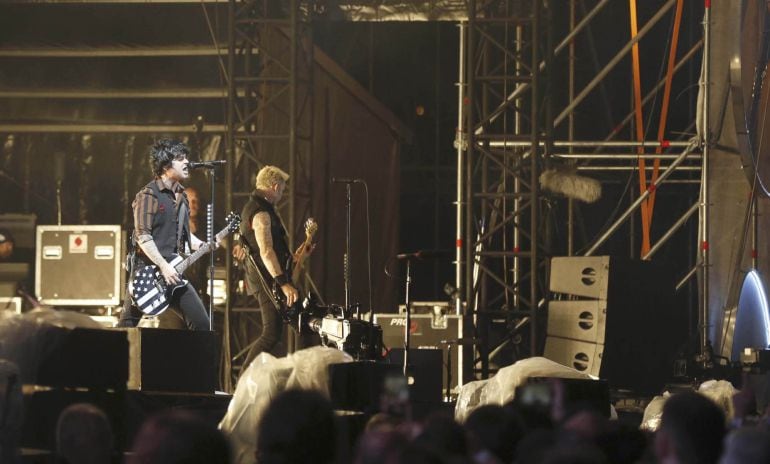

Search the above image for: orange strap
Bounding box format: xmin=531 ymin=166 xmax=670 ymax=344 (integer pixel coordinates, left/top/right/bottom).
xmin=648 ymin=0 xmax=684 ymax=217
xmin=629 ymin=0 xmax=651 ymax=255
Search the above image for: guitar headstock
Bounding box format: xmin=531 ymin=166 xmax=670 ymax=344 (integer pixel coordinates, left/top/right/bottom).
xmin=225 ymin=212 xmax=242 ymax=233
xmin=304 ymin=218 xmax=318 ymax=240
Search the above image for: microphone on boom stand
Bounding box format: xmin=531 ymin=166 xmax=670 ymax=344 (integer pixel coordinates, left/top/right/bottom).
xmin=189 ymin=160 xmax=227 ymax=169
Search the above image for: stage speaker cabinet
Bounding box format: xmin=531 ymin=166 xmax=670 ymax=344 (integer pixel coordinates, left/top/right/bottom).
xmin=549 ymin=256 xmax=610 ymax=299
xmin=126 ymin=328 xmax=219 ymax=393
xmin=36 ymin=328 xmax=129 ymax=389
xmin=36 ymin=225 xmax=124 ymax=306
xmin=386 ymin=348 xmax=443 ymax=403
xmin=544 ymin=256 xmax=683 ymax=394
xmin=328 ymin=361 xmax=402 ymax=413
xmin=374 ymin=312 xmax=463 ymax=393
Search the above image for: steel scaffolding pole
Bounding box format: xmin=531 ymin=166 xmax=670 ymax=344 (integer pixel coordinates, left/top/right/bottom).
xmin=584 ymin=140 xmax=698 ymax=256
xmin=465 ymin=0 xmax=542 ymax=379
xmin=698 ymin=2 xmax=711 ymax=364
xmin=224 ymin=0 xmax=236 ymax=394
xmin=225 ymin=0 xmax=313 ymax=387
xmin=455 ymin=21 xmax=467 ymax=317
xmin=554 ymin=0 xmax=677 ymax=128
xmin=529 ymin=0 xmax=540 ymax=357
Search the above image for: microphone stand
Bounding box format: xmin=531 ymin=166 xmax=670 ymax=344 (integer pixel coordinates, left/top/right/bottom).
xmin=195 ymin=164 xmax=217 ymax=332
xmin=56 ymin=180 xmax=63 ymax=226
xmin=345 ymin=183 xmax=352 ymax=317
xmin=403 ymin=256 xmax=412 ymax=377
xmin=208 ymin=167 xmax=216 ymax=331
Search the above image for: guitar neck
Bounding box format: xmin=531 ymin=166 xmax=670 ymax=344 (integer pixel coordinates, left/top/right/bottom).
xmin=175 ymin=229 xmax=228 ymax=275
xmin=291 ymin=234 xmax=314 ymax=282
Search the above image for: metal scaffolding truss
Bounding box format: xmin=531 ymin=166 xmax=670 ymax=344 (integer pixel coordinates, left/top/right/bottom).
xmin=458 ymin=0 xmax=705 ymax=379
xmin=223 ymin=0 xmax=315 ymax=388
xmin=461 ymin=0 xmax=542 ymax=378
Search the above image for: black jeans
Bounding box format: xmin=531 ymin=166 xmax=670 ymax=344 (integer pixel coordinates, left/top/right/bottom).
xmin=118 ymin=282 xmax=210 ymax=331
xmin=242 ymin=287 xmax=283 ymax=368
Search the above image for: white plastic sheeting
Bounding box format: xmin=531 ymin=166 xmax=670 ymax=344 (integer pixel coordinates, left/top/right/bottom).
xmin=640 ymin=379 xmax=738 ymax=431
xmin=454 ymin=356 xmax=594 ymax=423
xmin=219 ymin=346 xmax=353 ymax=464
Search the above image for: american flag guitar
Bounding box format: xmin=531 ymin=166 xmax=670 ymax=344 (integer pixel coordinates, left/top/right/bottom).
xmin=130 ymin=212 xmax=241 ymax=316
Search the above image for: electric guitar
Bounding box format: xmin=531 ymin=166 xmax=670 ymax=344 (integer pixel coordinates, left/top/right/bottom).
xmin=247 ymin=218 xmax=317 ymax=324
xmin=130 ymin=212 xmax=241 ymax=316
xmin=274 ymin=217 xmax=317 ymax=323
xmin=291 ymin=218 xmax=317 ymax=283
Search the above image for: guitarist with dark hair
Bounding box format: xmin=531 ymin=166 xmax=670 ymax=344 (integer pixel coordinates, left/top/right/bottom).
xmin=118 ymin=139 xmax=218 ymax=330
xmin=234 ymin=165 xmax=315 ymax=368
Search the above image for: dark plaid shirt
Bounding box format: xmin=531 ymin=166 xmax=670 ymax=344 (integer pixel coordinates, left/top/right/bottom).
xmin=132 ymin=178 xmax=185 ymax=244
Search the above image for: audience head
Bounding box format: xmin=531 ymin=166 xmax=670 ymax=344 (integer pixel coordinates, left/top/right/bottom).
xmin=464 ymin=404 xmax=523 ymax=463
xmin=364 ymin=412 xmax=404 ymax=433
xmin=128 ymin=410 xmax=230 ymax=464
xmin=354 ymin=428 xmax=409 ymax=464
xmin=541 ymin=442 xmax=609 ymax=464
xmin=257 ymin=388 xmax=336 ymax=464
xmin=560 ymin=409 xmax=608 ymax=443
xmin=385 ymin=440 xmax=449 ymax=464
xmin=515 ymin=428 xmax=557 ymax=464
xmin=505 ymin=398 xmax=554 ymax=432
xmin=56 ymin=403 xmax=113 ymax=464
xmin=413 ymin=411 xmax=469 ymax=460
xmin=655 ymin=391 xmax=726 ymax=464
xmin=595 ymin=421 xmax=650 ymax=464
xmin=719 ymin=427 xmax=770 ymax=464
xmin=0 ymin=360 xmax=21 ymax=464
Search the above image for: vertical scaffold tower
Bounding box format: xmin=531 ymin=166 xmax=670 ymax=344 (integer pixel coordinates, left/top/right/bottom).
xmin=463 ymin=0 xmax=543 ymax=379
xmin=224 ymin=0 xmax=314 ymax=389
xmin=460 ymin=0 xmax=704 ymax=380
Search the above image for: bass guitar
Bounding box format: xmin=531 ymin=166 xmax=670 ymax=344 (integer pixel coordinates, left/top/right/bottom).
xmin=248 ymin=217 xmax=317 ymax=324
xmin=130 ymin=212 xmax=241 ymax=315
xmin=291 ymin=217 xmax=317 ymax=283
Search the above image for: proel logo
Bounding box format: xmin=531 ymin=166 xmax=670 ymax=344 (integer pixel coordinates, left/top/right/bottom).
xmin=389 ymin=318 xmax=419 ymax=335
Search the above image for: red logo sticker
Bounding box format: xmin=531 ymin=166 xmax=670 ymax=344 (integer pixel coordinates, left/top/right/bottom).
xmin=159 ymin=204 xmax=166 ymax=213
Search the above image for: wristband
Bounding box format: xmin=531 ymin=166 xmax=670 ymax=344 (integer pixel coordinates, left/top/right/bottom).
xmin=274 ymin=274 xmax=290 ymax=286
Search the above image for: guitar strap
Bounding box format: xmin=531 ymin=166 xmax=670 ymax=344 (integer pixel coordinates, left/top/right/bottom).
xmin=244 ymin=246 xmax=283 ymax=312
xmin=177 ymin=198 xmax=191 ymax=254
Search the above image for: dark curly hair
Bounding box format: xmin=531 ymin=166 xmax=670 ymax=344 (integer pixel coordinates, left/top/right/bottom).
xmin=150 ymin=139 xmax=190 ymax=177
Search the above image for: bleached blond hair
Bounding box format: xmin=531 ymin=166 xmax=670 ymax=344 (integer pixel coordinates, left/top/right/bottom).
xmin=256 ymin=165 xmax=289 ymax=189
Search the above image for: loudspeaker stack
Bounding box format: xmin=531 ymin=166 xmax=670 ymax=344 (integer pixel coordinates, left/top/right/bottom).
xmin=544 ymin=256 xmax=684 ymax=394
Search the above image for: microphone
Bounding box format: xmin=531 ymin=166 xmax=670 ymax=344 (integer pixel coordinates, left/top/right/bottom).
xmin=396 ymin=249 xmax=453 ymax=260
xmin=539 ymin=165 xmax=601 ymax=203
xmin=440 ymin=338 xmax=483 ymax=345
xmin=189 ymin=160 xmax=227 ymax=169
xmin=331 ymin=177 xmax=363 ymax=184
